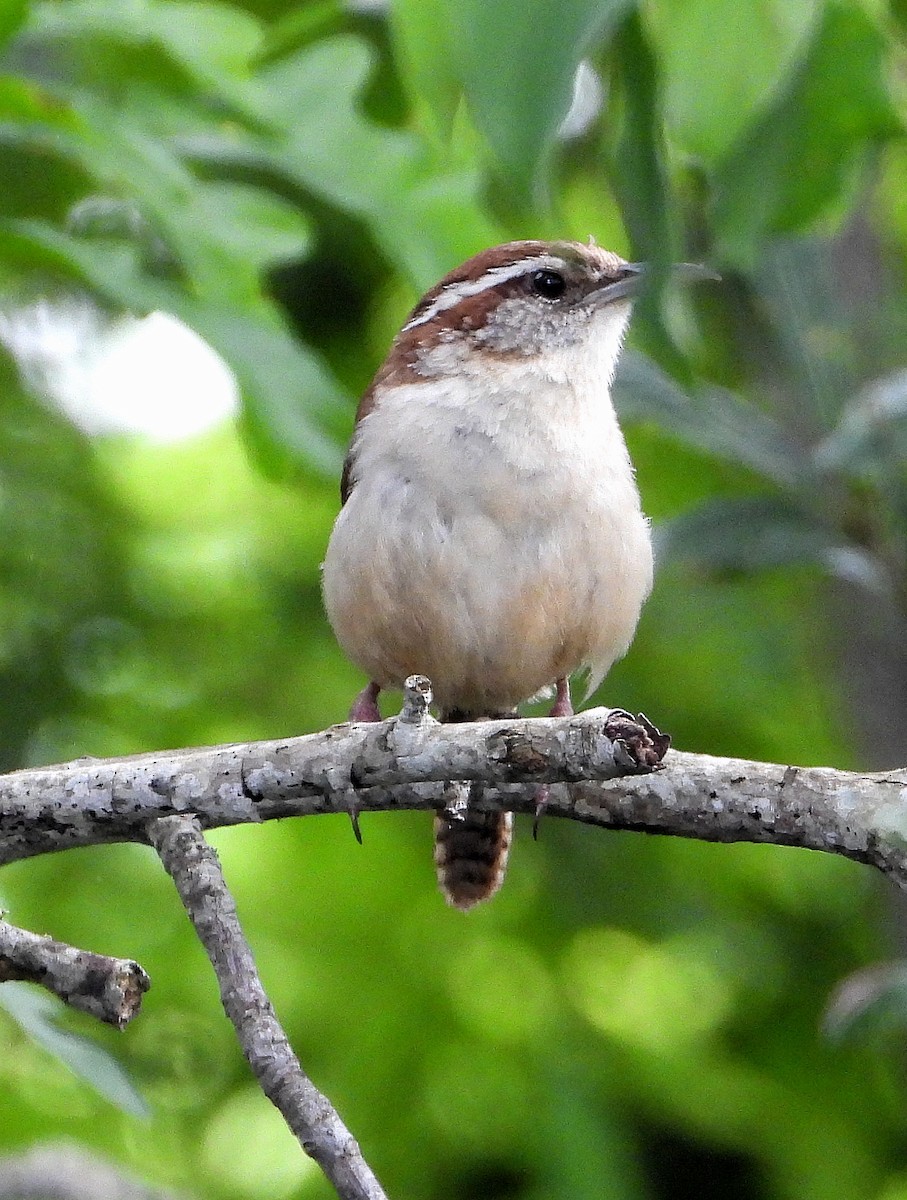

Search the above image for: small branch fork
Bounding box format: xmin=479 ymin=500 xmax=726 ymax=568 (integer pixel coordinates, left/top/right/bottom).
xmin=3 ymin=675 xmax=907 ymax=1200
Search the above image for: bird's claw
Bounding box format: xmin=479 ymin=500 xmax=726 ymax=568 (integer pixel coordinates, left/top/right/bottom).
xmin=348 ymin=799 xmax=363 ymax=844
xmin=532 ymin=785 xmax=549 ymax=840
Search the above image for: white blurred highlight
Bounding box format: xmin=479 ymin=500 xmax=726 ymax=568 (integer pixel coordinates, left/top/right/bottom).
xmin=0 ymin=300 xmax=239 ymax=442
xmin=559 ymin=61 xmax=605 ymax=140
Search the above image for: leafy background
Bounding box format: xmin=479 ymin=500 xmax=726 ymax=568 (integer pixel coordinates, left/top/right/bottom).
xmin=1 ymin=0 xmax=907 ymax=1197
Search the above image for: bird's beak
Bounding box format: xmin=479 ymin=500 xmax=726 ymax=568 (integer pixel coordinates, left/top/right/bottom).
xmin=591 ymin=261 xmax=720 ymax=306
xmin=671 ymin=262 xmax=722 ymax=285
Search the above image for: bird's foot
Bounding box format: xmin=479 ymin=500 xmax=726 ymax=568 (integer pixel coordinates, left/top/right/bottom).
xmin=547 ymin=677 xmax=574 ymax=718
xmin=349 ymin=681 xmax=382 ymax=723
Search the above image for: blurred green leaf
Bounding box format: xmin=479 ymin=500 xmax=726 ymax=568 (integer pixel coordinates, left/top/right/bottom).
xmin=258 ymin=36 xmax=421 ymax=209
xmin=193 ymin=183 xmax=310 ymax=272
xmin=647 ymin=0 xmax=821 ymax=162
xmin=656 ymin=494 xmax=892 ymax=594
xmin=27 ymin=0 xmax=265 ymax=119
xmin=713 ymin=4 xmax=896 ymax=265
xmin=609 ymin=10 xmax=673 ymax=265
xmin=0 ymin=0 xmax=27 ymax=50
xmin=390 ymin=0 xmax=460 ymax=137
xmin=447 ymin=0 xmax=633 ymax=206
xmin=5 ymin=221 xmax=344 ymax=475
xmin=607 ymin=10 xmax=685 ymax=368
xmin=259 ymin=0 xmax=346 ymax=63
xmin=614 ymin=350 xmax=807 ymax=488
xmin=814 ymin=370 xmax=907 ymax=480
xmin=0 ymin=982 xmax=149 ymax=1118
xmin=194 ymin=310 xmax=344 ymax=478
xmin=231 ymin=34 xmax=496 ymax=286
xmin=144 ymin=1 xmax=261 ymax=84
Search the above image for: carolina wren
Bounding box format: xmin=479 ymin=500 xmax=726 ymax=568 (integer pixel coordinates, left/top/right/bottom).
xmin=323 ymin=239 xmax=706 ymax=908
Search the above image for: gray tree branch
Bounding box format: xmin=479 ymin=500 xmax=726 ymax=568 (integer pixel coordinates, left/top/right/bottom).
xmin=0 ymin=689 xmax=659 ymax=866
xmin=0 ymin=684 xmax=904 ymax=887
xmin=149 ymin=815 xmax=388 ymax=1200
xmin=3 ymin=676 xmax=907 ymax=1200
xmin=0 ymin=921 xmax=149 ymax=1027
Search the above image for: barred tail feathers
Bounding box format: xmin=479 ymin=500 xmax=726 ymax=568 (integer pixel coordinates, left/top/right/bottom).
xmin=434 ymin=707 xmax=516 ymax=910
xmin=434 ymin=806 xmax=513 ymax=910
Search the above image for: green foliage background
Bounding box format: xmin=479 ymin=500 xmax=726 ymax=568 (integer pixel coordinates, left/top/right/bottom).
xmin=2 ymin=0 xmax=907 ymax=1197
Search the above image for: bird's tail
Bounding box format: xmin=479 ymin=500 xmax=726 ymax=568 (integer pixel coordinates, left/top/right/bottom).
xmin=434 ymin=708 xmax=514 ymax=910
xmin=434 ymin=795 xmax=513 ymax=910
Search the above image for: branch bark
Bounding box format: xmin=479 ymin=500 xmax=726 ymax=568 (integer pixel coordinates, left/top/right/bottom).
xmin=0 ymin=922 xmax=148 ymax=1027
xmin=149 ymin=815 xmax=388 ymax=1200
xmin=1 ymin=700 xmax=905 ymax=888
xmin=4 ymin=679 xmax=907 ymax=1200
xmin=0 ymin=699 xmax=658 ymax=865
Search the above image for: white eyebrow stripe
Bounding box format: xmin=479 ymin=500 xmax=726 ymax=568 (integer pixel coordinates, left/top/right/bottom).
xmin=401 ymin=254 xmax=569 ymax=332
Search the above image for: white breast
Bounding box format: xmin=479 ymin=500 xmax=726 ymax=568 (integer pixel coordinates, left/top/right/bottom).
xmin=322 ymin=330 xmax=653 ymax=714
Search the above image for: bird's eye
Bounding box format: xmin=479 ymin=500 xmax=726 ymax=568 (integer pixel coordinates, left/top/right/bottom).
xmin=530 ymin=269 xmax=566 ymax=300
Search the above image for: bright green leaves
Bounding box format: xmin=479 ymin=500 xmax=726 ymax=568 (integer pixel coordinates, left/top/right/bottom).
xmin=387 ymin=0 xmax=896 ymax=260
xmin=0 ymin=3 xmax=504 ymax=478
xmin=640 ymin=0 xmax=897 ymax=265
xmin=391 ymin=0 xmax=634 ymax=209
xmin=647 ymin=0 xmax=822 ymax=162
xmin=446 ymin=0 xmax=633 ymax=207
xmin=712 ymin=4 xmax=896 ymax=264
xmin=26 ymin=0 xmax=264 ymax=117
xmin=0 ymin=1 xmax=344 ymax=476
xmin=259 ymin=37 xmax=421 ymax=212
xmin=183 ymin=183 xmax=312 ymax=282
xmin=143 ymin=1 xmax=262 ymax=85
xmin=2 ymin=0 xmax=895 ymax=488
xmin=390 ymin=0 xmax=461 ymax=138
xmin=253 ymin=35 xmax=495 ymax=287
xmin=0 ymin=0 xmax=26 ymax=50
xmin=7 ymin=219 xmax=342 ymax=478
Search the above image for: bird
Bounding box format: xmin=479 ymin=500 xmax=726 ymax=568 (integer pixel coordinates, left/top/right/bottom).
xmin=322 ymin=239 xmax=705 ymax=909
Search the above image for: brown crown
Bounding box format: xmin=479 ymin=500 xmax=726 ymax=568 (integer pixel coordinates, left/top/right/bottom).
xmin=340 ymin=240 xmax=626 ymax=502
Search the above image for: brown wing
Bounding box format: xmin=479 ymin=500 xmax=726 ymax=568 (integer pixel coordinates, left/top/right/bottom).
xmin=339 ymin=378 xmax=379 ymax=505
